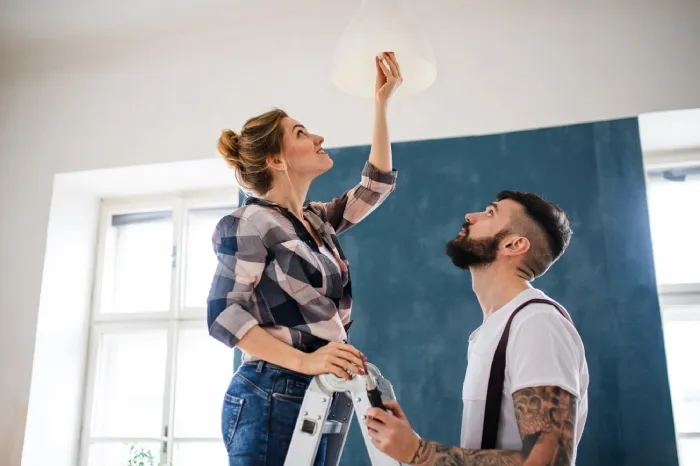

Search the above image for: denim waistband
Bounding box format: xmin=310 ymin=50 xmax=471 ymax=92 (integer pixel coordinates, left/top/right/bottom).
xmin=239 ymin=359 xmax=311 ymax=380
xmin=234 ymin=359 xmax=343 ymax=406
xmin=240 ymin=359 xmax=283 ymax=371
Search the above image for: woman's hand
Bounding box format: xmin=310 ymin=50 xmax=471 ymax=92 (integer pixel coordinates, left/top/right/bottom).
xmin=375 ymin=52 xmax=403 ymax=106
xmin=297 ymin=342 xmax=366 ymax=380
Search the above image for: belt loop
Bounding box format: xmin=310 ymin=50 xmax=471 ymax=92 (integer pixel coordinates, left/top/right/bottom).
xmin=256 ymin=360 xmax=265 ymax=373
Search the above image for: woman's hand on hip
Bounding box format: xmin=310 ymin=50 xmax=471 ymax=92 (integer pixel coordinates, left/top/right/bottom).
xmin=375 ymin=52 xmax=403 ymax=106
xmin=298 ymin=342 xmax=366 ymax=380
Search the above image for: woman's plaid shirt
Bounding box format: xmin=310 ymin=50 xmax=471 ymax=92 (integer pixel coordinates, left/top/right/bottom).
xmin=207 ymin=161 xmax=397 ymax=360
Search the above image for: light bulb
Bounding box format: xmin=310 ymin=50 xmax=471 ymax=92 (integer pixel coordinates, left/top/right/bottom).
xmin=332 ymin=0 xmax=437 ymax=98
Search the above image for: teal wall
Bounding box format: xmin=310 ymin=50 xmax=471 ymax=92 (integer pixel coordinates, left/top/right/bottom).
xmin=307 ymin=118 xmax=678 ymax=465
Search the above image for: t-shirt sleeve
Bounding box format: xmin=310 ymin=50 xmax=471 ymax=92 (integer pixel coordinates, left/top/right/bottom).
xmin=506 ymin=309 xmax=582 ymax=398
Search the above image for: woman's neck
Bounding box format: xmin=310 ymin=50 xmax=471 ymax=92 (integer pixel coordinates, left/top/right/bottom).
xmin=264 ymin=177 xmax=311 ymax=220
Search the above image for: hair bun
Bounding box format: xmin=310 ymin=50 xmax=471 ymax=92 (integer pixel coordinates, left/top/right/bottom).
xmin=217 ymin=129 xmax=241 ymax=168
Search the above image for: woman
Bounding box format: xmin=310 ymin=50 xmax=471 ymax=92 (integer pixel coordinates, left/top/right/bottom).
xmin=207 ymin=52 xmax=402 ymax=465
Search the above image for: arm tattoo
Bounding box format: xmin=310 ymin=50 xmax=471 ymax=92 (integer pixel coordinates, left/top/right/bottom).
xmin=409 ymin=386 xmax=577 ymax=466
xmin=410 ymin=439 xmax=523 ymax=465
xmin=513 ymin=385 xmax=577 ymax=466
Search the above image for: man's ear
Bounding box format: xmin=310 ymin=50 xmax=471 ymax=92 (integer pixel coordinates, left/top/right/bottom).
xmin=502 ymin=235 xmax=530 ymax=257
xmin=266 ymin=153 xmax=287 ymax=172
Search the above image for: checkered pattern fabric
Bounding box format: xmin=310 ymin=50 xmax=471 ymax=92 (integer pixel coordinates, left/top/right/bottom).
xmin=207 ymin=161 xmax=397 ymax=361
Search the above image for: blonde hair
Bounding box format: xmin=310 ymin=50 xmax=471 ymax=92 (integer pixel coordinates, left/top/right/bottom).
xmin=217 ymin=108 xmax=288 ymax=196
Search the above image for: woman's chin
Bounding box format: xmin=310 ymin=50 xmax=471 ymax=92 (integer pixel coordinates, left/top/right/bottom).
xmin=304 ymin=155 xmax=334 ymax=178
xmin=319 ymin=156 xmax=334 ymax=172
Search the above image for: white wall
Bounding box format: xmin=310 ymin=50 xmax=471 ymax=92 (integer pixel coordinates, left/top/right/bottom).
xmin=2 ymin=2 xmax=700 ymax=464
xmin=0 ymin=71 xmax=237 ymax=464
xmin=20 ymin=181 xmax=100 ymax=466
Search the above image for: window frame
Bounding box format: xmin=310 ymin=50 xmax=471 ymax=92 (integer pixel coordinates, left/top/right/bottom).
xmin=79 ymin=187 xmax=239 ymax=466
xmin=645 ymin=149 xmax=700 ymax=457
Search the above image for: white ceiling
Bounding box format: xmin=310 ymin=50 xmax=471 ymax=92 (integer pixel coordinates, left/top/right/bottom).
xmin=1 ymin=0 xmax=699 ymax=153
xmin=0 ymin=0 xmax=233 ymax=41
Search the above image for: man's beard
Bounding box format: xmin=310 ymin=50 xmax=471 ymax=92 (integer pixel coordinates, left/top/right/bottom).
xmin=445 ymin=228 xmax=509 ymax=271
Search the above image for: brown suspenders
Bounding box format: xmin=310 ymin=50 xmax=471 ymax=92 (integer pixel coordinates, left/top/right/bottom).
xmin=480 ymin=298 xmax=571 ymax=450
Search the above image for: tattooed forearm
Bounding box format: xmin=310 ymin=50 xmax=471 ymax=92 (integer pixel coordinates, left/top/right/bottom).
xmin=410 ymin=438 xmax=524 ymax=466
xmin=407 ymin=386 xmax=577 ymax=466
xmin=513 ymin=385 xmax=577 ymax=466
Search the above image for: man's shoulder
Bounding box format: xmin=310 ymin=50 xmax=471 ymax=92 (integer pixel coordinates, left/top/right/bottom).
xmin=506 ymin=292 xmax=590 ymax=401
xmin=509 ymin=291 xmax=585 ymax=349
xmin=513 ymin=304 xmax=578 ymax=334
xmin=513 ymin=290 xmax=574 ymax=324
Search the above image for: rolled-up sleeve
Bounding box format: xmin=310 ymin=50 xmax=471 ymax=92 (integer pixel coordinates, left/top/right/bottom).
xmin=313 ymin=161 xmax=398 ymax=235
xmin=207 ymin=214 xmax=267 ymax=348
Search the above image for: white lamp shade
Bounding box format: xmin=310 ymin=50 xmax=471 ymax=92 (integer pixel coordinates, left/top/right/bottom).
xmin=332 ymin=0 xmax=437 ymax=98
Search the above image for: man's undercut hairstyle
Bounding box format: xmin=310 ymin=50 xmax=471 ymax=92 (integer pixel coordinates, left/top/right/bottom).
xmin=496 ymin=190 xmax=572 ymax=280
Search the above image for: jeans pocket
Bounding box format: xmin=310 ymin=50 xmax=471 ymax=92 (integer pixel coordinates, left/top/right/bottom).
xmin=268 ymin=393 xmax=305 ymax=465
xmin=272 ymin=392 xmax=304 ymax=404
xmin=222 ymin=394 xmax=244 ymax=448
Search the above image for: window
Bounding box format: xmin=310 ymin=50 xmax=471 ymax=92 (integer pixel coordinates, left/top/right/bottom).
xmin=646 ymin=175 xmax=700 ymax=286
xmin=646 ymin=166 xmax=700 ymax=466
xmin=80 ymin=191 xmax=238 ymax=466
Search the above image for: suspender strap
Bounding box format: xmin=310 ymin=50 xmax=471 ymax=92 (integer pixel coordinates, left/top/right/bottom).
xmin=480 ymin=298 xmax=570 ymax=450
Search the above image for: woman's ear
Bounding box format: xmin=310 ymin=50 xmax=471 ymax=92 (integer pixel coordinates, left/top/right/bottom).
xmin=266 ymin=153 xmax=287 ymax=172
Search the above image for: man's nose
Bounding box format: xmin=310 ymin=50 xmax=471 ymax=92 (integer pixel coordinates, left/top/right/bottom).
xmin=465 ymin=213 xmax=476 ymax=224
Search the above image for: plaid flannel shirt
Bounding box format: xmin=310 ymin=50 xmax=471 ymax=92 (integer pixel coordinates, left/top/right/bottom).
xmin=207 ymin=161 xmax=397 ymax=361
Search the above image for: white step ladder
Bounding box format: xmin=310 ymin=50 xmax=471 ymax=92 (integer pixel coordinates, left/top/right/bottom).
xmin=283 ymin=362 xmax=408 ymax=466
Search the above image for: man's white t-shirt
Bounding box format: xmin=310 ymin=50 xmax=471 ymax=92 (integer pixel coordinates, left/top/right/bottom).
xmin=461 ymin=288 xmax=589 ymax=463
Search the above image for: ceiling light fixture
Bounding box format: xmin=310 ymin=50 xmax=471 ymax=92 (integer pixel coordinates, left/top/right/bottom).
xmin=331 ymin=0 xmax=437 ymax=98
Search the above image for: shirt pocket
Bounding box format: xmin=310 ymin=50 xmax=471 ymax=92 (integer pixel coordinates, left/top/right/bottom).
xmin=270 ymin=240 xmax=326 ymax=304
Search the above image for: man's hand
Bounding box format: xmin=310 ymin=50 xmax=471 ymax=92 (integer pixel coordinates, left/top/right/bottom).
xmin=366 ymin=400 xmax=421 ymax=463
xmin=363 ymin=385 xmax=577 ymax=466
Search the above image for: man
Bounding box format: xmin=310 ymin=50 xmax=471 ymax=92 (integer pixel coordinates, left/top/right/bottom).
xmin=366 ymin=191 xmax=589 ymax=465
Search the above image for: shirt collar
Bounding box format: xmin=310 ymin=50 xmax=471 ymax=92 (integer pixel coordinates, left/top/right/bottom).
xmin=243 ymin=196 xmax=312 ymax=210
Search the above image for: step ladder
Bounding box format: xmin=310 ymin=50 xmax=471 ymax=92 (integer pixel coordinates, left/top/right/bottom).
xmin=283 ymin=362 xmax=408 ymax=465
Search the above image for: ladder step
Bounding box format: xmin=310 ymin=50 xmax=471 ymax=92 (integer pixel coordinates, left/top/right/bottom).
xmin=322 ymin=420 xmax=344 ymax=435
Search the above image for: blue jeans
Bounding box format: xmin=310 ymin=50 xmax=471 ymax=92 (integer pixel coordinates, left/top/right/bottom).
xmin=221 ymin=360 xmax=328 ymax=466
